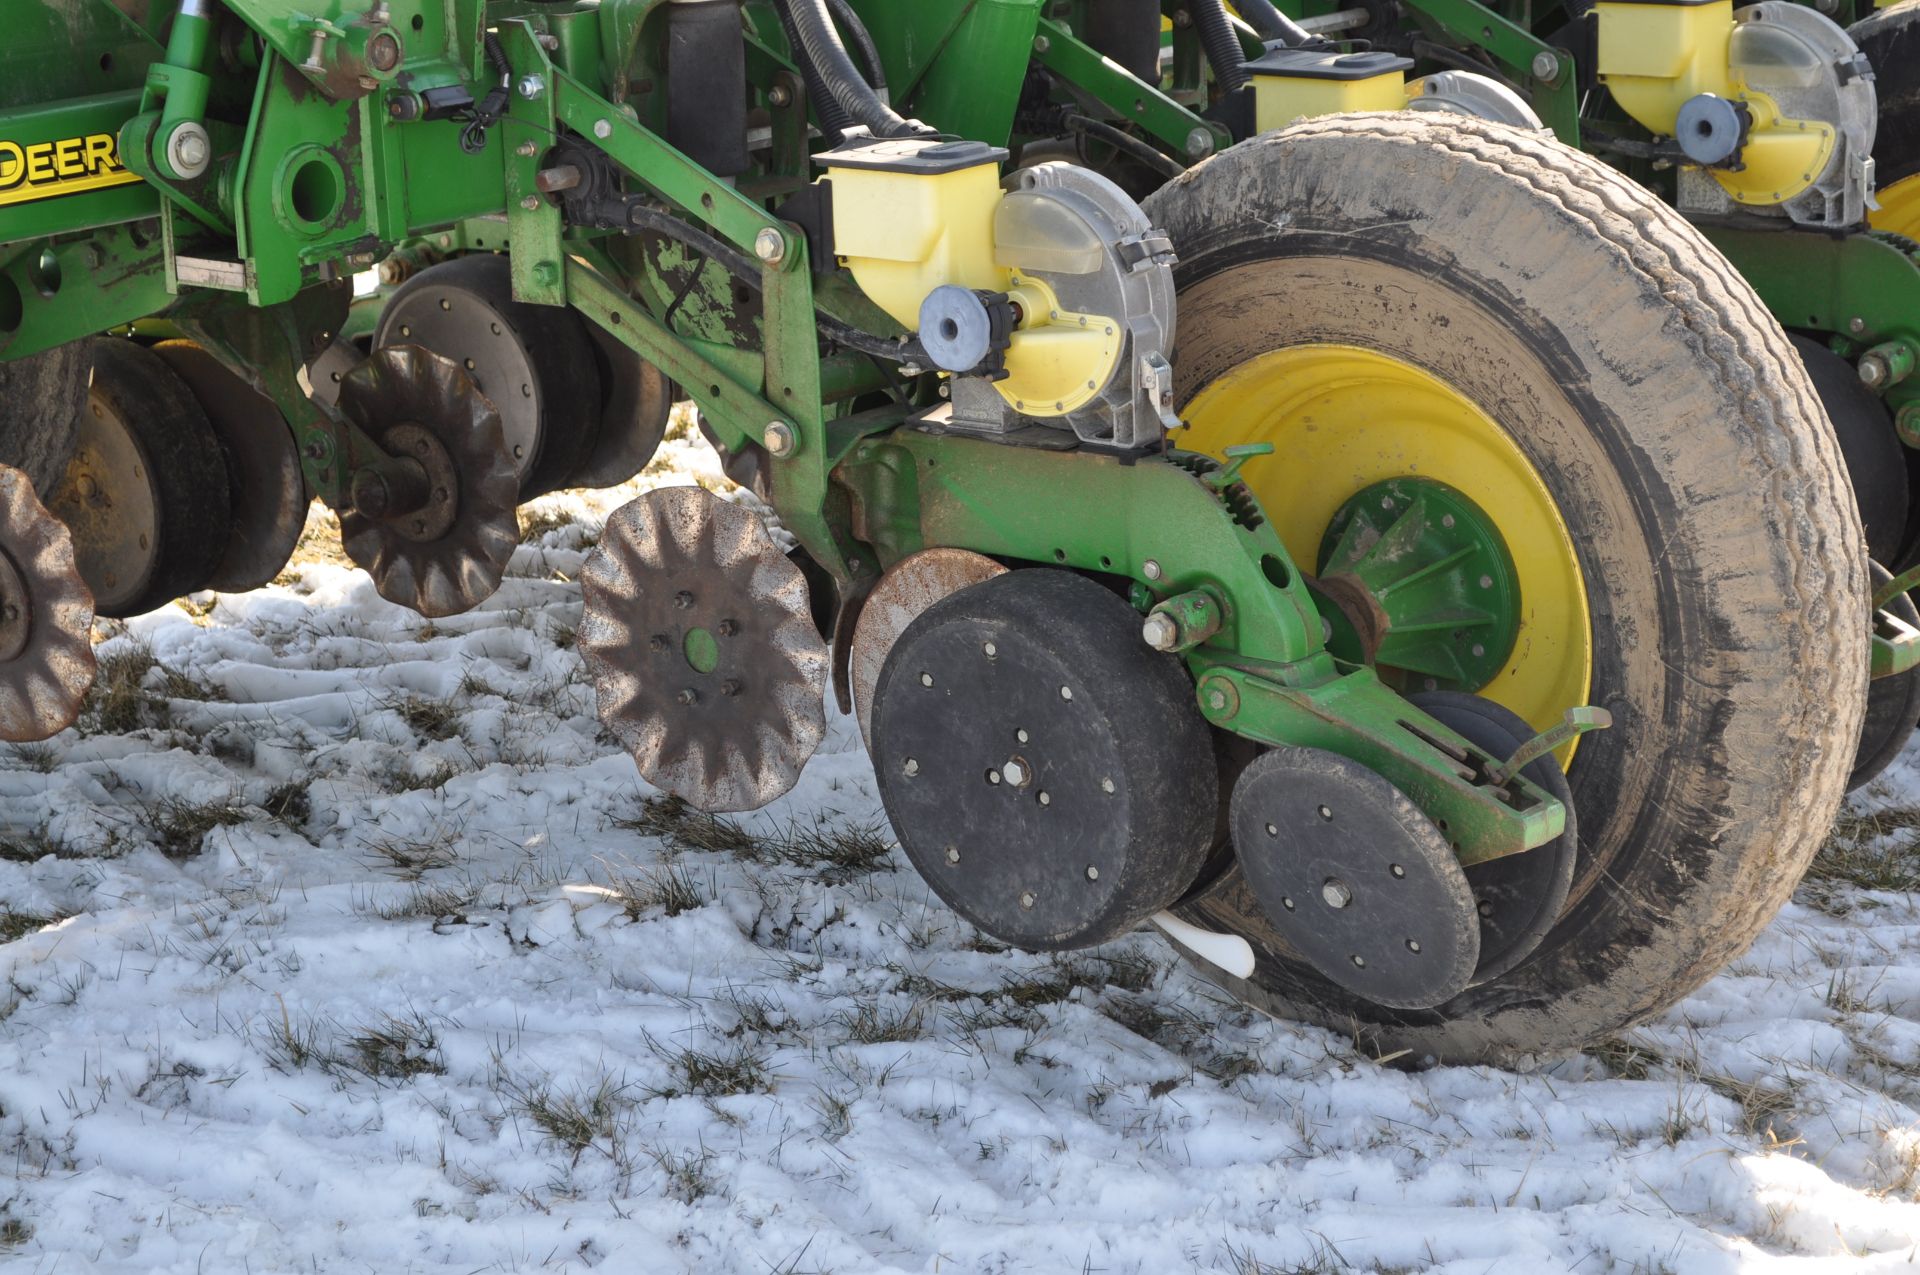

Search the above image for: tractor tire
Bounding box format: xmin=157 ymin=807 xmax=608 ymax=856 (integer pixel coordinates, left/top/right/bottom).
xmin=1143 ymin=113 xmax=1866 ymax=1064
xmin=0 ymin=342 xmax=88 ymax=499
xmin=1854 ymin=0 xmax=1920 ymax=238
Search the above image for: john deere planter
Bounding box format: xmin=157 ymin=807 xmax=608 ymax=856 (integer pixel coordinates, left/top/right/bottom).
xmin=0 ymin=0 xmax=1880 ymax=1063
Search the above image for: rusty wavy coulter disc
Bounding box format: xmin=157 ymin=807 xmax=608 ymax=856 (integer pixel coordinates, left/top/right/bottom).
xmin=849 ymin=547 xmax=1006 ymax=749
xmin=335 ymin=345 xmax=519 ymax=618
xmin=0 ymin=464 xmax=96 ymax=741
xmin=579 ymin=486 xmax=828 ymax=813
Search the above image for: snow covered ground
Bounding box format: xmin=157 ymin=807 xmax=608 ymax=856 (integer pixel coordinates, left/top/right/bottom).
xmin=3 ymin=425 xmax=1920 ymax=1273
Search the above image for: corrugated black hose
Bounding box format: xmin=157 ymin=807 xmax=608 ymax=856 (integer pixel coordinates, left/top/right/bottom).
xmin=824 ymin=0 xmax=887 ymax=96
xmin=773 ymin=3 xmax=856 ymax=143
xmin=777 ymin=0 xmax=925 ymax=137
xmin=1192 ymin=0 xmax=1251 ymax=92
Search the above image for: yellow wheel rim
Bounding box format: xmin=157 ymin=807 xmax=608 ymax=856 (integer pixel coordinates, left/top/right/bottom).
xmin=1181 ymin=344 xmax=1593 ymax=763
xmin=1873 ymin=173 xmax=1920 ymax=241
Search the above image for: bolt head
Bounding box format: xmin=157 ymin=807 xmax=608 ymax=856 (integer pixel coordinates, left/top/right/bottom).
xmin=1185 ymin=128 xmax=1214 ymax=159
xmin=1033 ymin=34 xmax=1051 ymax=53
xmin=516 ymin=141 xmax=538 ymax=157
xmin=1142 ymin=559 xmax=1163 ymax=581
xmin=648 ymin=634 xmax=669 ymax=653
xmin=754 ymin=227 xmax=787 ymax=265
xmin=1207 ymin=689 xmax=1227 ymax=711
xmin=1019 ymin=891 xmax=1036 ymax=909
xmin=673 ymin=590 xmax=695 ymax=609
xmin=520 ymin=196 xmax=541 ymax=212
xmin=1861 ymin=354 xmax=1890 ymax=388
xmin=676 ymin=688 xmax=698 ymax=706
xmin=1850 ymin=316 xmax=1868 ymax=335
xmin=516 ymin=75 xmax=545 ymax=100
xmin=1001 ymin=758 xmax=1029 ymax=787
xmin=1530 ymin=51 xmax=1559 ymax=81
xmin=763 ymin=421 xmax=797 ymax=457
xmin=945 ymin=846 xmax=960 ymax=864
xmin=717 ymin=619 xmax=738 ymax=637
xmin=166 ymin=123 xmax=210 ymax=178
xmin=904 ymin=758 xmax=920 ymax=777
xmin=768 ymin=84 xmax=793 ymax=107
xmin=720 ymin=678 xmax=743 ymax=697
xmin=1141 ymin=612 xmax=1180 ymax=651
xmin=1321 ymin=879 xmax=1353 ymax=909
xmin=593 ymin=119 xmax=612 ymax=139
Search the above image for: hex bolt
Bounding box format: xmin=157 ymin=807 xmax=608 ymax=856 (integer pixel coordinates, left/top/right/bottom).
xmin=648 ymin=634 xmax=669 ymax=653
xmin=904 ymin=758 xmax=920 ymax=777
xmin=945 ymin=846 xmax=960 ymax=864
xmin=1898 ymin=404 xmax=1920 ymax=449
xmin=519 ymin=196 xmax=541 ymax=212
xmin=1015 ymin=728 xmax=1029 ymax=743
xmin=1085 ymin=866 xmax=1099 ymax=881
xmin=1321 ymin=879 xmax=1353 ymax=909
xmin=516 ymin=74 xmax=545 ymax=100
xmin=1002 ymin=758 xmax=1029 ymax=786
xmin=753 ymin=227 xmax=786 ymax=265
xmin=1142 ymin=559 xmax=1163 ymax=581
xmin=919 ymin=672 xmax=934 ymax=687
xmin=717 ymin=619 xmax=738 ymax=637
xmin=1406 ymin=939 xmax=1422 ymax=953
xmin=1101 ymin=778 xmax=1115 ymax=794
xmin=515 ymin=141 xmax=538 ymax=158
xmin=720 ymin=679 xmax=743 ymax=697
xmin=1019 ymin=891 xmax=1036 ymax=909
xmin=982 ymin=641 xmax=997 ymax=658
xmin=1033 ymin=34 xmax=1051 ymax=53
xmin=593 ymin=119 xmax=613 ymax=139
xmin=677 ymin=688 xmax=698 ymax=705
xmin=1850 ymin=316 xmax=1868 ymax=335
xmin=1185 ymin=128 xmax=1214 ymax=159
xmin=763 ymin=421 xmax=797 ymax=457
xmin=768 ymin=84 xmax=793 ymax=107
xmin=1207 ymin=689 xmax=1228 ymax=712
xmin=674 ymin=590 xmax=694 ymax=609
xmin=1530 ymin=50 xmax=1559 ymax=81
xmin=165 ymin=122 xmax=211 ymax=179
xmin=1141 ymin=612 xmax=1180 ymax=651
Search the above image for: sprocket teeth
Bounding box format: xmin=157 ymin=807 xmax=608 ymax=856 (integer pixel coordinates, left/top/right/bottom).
xmin=0 ymin=462 xmax=97 ymax=742
xmin=581 ymin=486 xmax=828 ymax=813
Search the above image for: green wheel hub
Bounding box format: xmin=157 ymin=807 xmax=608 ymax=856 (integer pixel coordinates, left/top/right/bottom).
xmin=1316 ymin=478 xmax=1521 ymax=692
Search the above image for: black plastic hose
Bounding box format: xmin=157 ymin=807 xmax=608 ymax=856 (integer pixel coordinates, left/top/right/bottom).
xmin=773 ymin=3 xmax=856 ymax=144
xmin=777 ymin=0 xmax=922 ymax=137
xmin=1234 ymin=0 xmax=1323 ymax=47
xmin=824 ymin=0 xmax=887 ymax=95
xmin=1192 ymin=0 xmax=1249 ymax=92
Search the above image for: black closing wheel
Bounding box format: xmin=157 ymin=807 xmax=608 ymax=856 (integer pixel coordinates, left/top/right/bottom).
xmin=1853 ymin=562 xmax=1920 ymax=792
xmin=1229 ymin=747 xmax=1479 ymax=1010
xmin=1788 ymin=335 xmax=1908 ymax=565
xmin=870 ymin=569 xmax=1218 ymax=952
xmin=49 ymin=337 xmax=232 ymax=617
xmin=1407 ymin=691 xmax=1578 ymax=983
xmin=373 ymin=254 xmax=603 ymax=499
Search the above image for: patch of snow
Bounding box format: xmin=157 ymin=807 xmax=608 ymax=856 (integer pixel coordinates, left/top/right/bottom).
xmin=0 ymin=439 xmax=1917 ymax=1273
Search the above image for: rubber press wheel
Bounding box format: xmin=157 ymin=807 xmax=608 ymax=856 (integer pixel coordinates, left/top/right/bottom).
xmin=1853 ymin=1 xmax=1920 ymax=239
xmin=47 ymin=337 xmax=231 ymax=617
xmin=1143 ymin=113 xmax=1866 ymax=1063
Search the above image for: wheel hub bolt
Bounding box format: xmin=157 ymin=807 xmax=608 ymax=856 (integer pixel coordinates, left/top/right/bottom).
xmin=677 ymin=688 xmax=698 ymax=706
xmin=1321 ymin=878 xmax=1353 ymax=909
xmin=1001 ymin=757 xmax=1030 ymax=787
xmin=717 ymin=619 xmax=738 ymax=637
xmin=1020 ymin=891 xmax=1036 ymax=909
xmin=674 ymin=590 xmax=694 ymax=609
xmin=904 ymin=758 xmax=920 ymax=777
xmin=763 ymin=421 xmax=797 ymax=457
xmin=720 ymin=679 xmax=743 ymax=697
xmin=945 ymin=846 xmax=960 ymax=864
xmin=753 ymin=228 xmax=787 ymax=265
xmin=648 ymin=634 xmax=668 ymax=653
xmin=1530 ymin=51 xmax=1559 ymax=81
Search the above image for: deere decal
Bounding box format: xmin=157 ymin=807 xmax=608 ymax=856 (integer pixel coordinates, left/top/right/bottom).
xmin=0 ymin=133 xmax=142 ymax=207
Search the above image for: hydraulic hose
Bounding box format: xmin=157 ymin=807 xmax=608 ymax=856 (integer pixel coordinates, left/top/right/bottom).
xmin=777 ymin=0 xmax=924 ymax=138
xmin=1192 ymin=0 xmax=1250 ymax=92
xmin=773 ymin=3 xmax=855 ymax=144
xmin=1234 ymin=0 xmax=1324 ymax=47
xmin=824 ymin=0 xmax=887 ymax=96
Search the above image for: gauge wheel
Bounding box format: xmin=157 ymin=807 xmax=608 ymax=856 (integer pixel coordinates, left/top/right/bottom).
xmin=1143 ymin=112 xmax=1866 ymax=1064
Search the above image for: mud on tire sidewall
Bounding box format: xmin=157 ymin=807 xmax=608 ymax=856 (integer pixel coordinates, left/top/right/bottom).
xmin=1142 ymin=114 xmax=1866 ymax=1065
